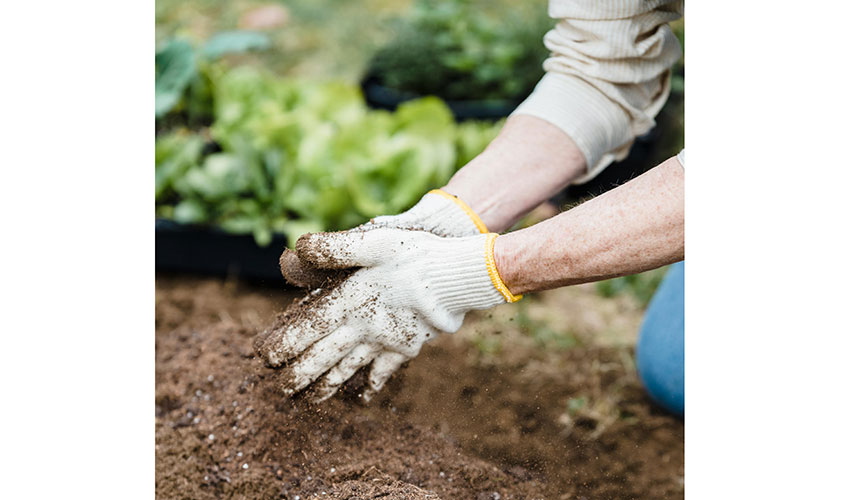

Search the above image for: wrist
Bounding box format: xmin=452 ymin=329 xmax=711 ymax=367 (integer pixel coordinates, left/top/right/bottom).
xmin=442 ymin=115 xmax=587 ymax=232
xmin=425 ymin=189 xmax=488 ymax=235
xmin=493 ymin=232 xmax=527 ymax=296
xmin=441 ymin=157 xmax=509 ymax=232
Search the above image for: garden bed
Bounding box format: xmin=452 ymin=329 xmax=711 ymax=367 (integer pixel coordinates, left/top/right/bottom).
xmin=155 ymin=219 xmax=288 ymax=282
xmin=156 ymin=276 xmax=683 ymax=499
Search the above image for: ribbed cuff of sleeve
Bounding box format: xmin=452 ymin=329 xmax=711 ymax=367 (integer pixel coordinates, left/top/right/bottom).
xmin=511 ymin=72 xmax=633 ymax=184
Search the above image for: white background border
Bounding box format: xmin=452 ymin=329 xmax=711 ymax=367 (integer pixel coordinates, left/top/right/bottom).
xmin=3 ymin=1 xmax=850 ymax=498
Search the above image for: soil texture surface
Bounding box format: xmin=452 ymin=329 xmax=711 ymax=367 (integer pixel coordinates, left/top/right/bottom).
xmin=156 ymin=275 xmax=683 ymax=499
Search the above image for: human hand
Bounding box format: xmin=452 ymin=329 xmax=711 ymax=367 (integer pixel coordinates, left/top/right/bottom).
xmin=255 ymin=227 xmax=521 ymax=402
xmin=360 ymin=188 xmax=487 ymax=237
xmin=276 ymin=188 xmax=487 ymax=288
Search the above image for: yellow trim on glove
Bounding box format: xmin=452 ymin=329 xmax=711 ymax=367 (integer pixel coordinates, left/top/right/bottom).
xmin=429 ymin=189 xmax=488 ymax=234
xmin=484 ymin=233 xmax=522 ymax=303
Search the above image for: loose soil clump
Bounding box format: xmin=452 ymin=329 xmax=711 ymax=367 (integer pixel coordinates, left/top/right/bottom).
xmin=156 ymin=276 xmax=683 ymax=499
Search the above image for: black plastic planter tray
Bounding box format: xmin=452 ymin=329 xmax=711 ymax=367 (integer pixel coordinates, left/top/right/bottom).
xmin=156 ymin=219 xmax=287 ymax=284
xmin=361 ymin=76 xmax=521 ymax=121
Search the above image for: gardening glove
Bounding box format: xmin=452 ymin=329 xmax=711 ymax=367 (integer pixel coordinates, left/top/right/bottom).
xmin=275 ymin=187 xmax=493 ymax=359
xmin=364 ymin=188 xmax=488 ymax=237
xmin=278 ymin=189 xmax=487 ymax=288
xmin=256 ymin=227 xmax=522 ymax=403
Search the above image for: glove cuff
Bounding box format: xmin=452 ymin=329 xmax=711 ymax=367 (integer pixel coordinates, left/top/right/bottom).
xmin=425 ymin=189 xmax=488 ymax=235
xmin=426 ymin=234 xmax=521 ymax=318
xmin=483 ymin=233 xmax=523 ymax=303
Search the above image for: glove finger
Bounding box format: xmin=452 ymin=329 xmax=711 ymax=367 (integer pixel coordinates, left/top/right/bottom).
xmin=362 ymin=351 xmax=410 ymax=403
xmin=295 ymin=230 xmax=389 ymax=269
xmin=280 ymin=323 xmax=362 ymax=396
xmin=279 ymin=249 xmax=353 ymax=289
xmin=257 ymin=279 xmax=357 ymax=367
xmin=307 ymin=343 xmax=381 ymax=403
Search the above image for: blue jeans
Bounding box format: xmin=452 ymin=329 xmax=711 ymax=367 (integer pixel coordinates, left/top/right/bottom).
xmin=636 ymin=261 xmax=684 ymax=417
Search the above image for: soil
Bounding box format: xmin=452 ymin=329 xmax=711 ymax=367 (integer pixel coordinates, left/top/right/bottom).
xmin=279 ymin=249 xmax=351 ymax=289
xmin=156 ymin=275 xmax=684 ymax=499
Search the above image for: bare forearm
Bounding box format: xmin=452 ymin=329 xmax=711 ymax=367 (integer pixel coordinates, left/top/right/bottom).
xmin=441 ymin=115 xmax=586 ymax=232
xmin=494 ymin=156 xmax=684 ymax=294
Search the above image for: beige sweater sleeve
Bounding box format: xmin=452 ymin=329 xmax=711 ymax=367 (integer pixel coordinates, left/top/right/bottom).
xmin=512 ymin=0 xmax=683 ymax=183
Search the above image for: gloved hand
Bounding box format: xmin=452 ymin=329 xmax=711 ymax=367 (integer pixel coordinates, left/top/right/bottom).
xmin=361 ymin=188 xmax=487 ymax=237
xmin=279 ymin=189 xmax=486 ymax=288
xmin=274 ymin=188 xmax=491 ymax=384
xmin=255 ymin=227 xmax=522 ymax=402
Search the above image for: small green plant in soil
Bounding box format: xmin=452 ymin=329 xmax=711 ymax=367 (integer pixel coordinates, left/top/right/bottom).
xmin=368 ymin=0 xmax=551 ymax=102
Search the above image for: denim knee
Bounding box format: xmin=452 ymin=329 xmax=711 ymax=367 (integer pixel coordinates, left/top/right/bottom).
xmin=636 ymin=261 xmax=684 ymax=417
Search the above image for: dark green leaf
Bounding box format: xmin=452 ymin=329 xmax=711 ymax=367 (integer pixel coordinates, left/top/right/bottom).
xmin=155 ymin=39 xmax=197 ymax=118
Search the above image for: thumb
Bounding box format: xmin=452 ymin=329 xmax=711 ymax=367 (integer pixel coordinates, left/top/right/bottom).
xmin=279 ymin=249 xmax=352 ymax=288
xmin=295 ymin=229 xmax=388 ymax=269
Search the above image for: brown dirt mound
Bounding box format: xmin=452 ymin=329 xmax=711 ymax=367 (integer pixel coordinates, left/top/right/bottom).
xmin=156 ymin=275 xmax=683 ymax=499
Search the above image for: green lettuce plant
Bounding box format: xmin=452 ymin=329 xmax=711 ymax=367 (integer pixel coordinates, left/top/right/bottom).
xmin=156 ymin=67 xmax=502 ymax=245
xmin=155 ymin=31 xmax=271 ymax=120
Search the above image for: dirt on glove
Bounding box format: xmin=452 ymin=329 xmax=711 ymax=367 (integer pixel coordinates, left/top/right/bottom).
xmin=253 ymin=250 xmax=355 ymax=363
xmin=279 ymin=249 xmax=352 ymax=289
xmin=156 ymin=275 xmax=684 ymax=499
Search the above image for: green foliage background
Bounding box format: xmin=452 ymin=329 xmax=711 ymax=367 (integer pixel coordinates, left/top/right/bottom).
xmin=156 ymin=65 xmax=501 ymax=245
xmin=368 ymin=0 xmax=551 ymax=100
xmin=155 ymin=2 xmax=509 ymax=245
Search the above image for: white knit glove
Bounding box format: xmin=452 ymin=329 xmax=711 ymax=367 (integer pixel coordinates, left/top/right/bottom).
xmin=367 ymin=188 xmax=488 ymax=237
xmin=278 ymin=189 xmax=487 ymax=289
xmin=256 ymin=228 xmax=521 ymax=402
xmin=276 ymin=187 xmax=490 ymax=383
